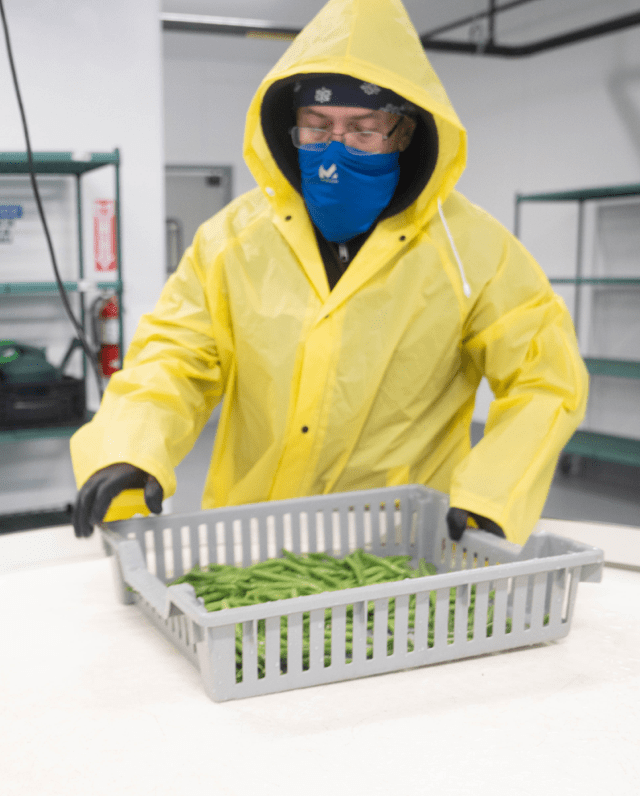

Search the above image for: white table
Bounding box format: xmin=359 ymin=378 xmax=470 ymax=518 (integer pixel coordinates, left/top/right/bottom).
xmin=1 ymin=523 xmax=639 ymax=796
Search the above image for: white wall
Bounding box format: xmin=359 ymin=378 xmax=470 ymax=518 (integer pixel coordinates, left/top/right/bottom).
xmin=163 ymin=23 xmax=640 ymax=425
xmin=0 ymin=0 xmax=164 ymax=516
xmin=0 ymin=0 xmax=166 ymax=345
xmin=163 ymin=32 xmax=289 ymax=195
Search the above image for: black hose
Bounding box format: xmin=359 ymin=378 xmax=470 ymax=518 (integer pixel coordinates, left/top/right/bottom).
xmin=0 ymin=0 xmax=104 ymax=400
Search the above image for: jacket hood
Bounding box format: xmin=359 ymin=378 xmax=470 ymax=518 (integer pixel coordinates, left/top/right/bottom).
xmin=243 ymin=0 xmax=467 ymax=224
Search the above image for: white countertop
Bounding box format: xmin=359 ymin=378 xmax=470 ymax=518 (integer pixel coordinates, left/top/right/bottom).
xmin=1 ymin=522 xmax=639 ymax=796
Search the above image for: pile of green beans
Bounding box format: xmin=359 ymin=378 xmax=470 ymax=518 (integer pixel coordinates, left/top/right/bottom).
xmin=169 ymin=550 xmax=543 ymax=681
xmin=170 ymin=549 xmax=437 ymax=610
xmin=170 ymin=549 xmax=438 ymax=679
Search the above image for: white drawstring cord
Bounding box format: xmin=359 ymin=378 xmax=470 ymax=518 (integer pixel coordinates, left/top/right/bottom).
xmin=437 ymin=198 xmax=471 ymax=298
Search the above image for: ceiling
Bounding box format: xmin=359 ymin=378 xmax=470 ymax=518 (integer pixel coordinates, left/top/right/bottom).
xmin=161 ymin=0 xmax=640 ymax=48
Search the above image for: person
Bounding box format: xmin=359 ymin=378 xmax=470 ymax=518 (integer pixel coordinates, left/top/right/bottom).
xmin=71 ymin=0 xmax=588 ymax=546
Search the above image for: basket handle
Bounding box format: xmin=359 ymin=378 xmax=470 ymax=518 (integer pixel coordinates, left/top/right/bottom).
xmin=103 ymin=529 xmax=210 ymax=620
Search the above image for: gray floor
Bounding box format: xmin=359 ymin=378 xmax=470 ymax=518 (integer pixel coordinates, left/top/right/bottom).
xmin=172 ymin=419 xmax=640 ymax=529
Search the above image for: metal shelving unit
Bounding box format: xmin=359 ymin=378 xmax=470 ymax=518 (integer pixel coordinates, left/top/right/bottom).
xmin=515 ymin=183 xmax=640 ymax=468
xmin=0 ymin=150 xmax=122 ymax=530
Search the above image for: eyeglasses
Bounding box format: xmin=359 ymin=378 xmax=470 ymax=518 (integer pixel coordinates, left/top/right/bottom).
xmin=290 ymin=118 xmax=403 ymax=155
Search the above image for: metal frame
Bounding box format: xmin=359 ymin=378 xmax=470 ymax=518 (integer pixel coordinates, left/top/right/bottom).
xmin=161 ymin=2 xmax=640 ymax=57
xmin=514 ymin=183 xmax=640 ymax=468
xmin=0 ymin=150 xmax=123 ymax=532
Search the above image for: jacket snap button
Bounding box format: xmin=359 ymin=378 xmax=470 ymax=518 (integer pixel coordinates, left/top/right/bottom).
xmin=301 ymin=426 xmax=309 ymax=433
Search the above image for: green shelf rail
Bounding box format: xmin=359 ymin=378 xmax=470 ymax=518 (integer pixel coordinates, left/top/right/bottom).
xmin=584 ymin=358 xmax=640 ymax=379
xmin=516 ymin=182 xmax=640 ymax=204
xmin=0 ymin=150 xmax=119 ymax=175
xmin=1 ymin=281 xmax=123 ymax=295
xmin=549 ymin=277 xmax=640 ymax=286
xmin=0 ymin=417 xmax=92 ymax=443
xmin=563 ymin=430 xmax=640 ymax=468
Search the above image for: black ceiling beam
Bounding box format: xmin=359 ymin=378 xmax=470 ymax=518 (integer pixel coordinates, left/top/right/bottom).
xmin=161 ymin=9 xmax=640 ymax=58
xmin=421 ymin=10 xmax=640 ymax=57
xmin=420 ymin=0 xmax=541 ymax=41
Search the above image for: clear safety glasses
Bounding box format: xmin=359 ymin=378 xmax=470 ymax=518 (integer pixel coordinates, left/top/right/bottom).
xmin=290 ymin=118 xmax=403 ymax=156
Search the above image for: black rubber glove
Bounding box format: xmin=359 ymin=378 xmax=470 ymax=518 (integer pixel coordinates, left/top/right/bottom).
xmin=446 ymin=507 xmax=505 ymax=542
xmin=72 ymin=462 xmax=163 ymax=538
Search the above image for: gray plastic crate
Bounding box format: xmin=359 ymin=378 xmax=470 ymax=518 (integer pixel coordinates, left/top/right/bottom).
xmin=100 ymin=485 xmax=604 ymax=702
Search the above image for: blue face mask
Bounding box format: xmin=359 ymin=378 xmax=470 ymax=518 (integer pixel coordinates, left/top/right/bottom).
xmin=298 ymin=141 xmax=400 ymax=244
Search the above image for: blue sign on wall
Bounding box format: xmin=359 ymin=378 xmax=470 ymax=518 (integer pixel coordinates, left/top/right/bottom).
xmin=0 ymin=205 xmax=23 ymax=219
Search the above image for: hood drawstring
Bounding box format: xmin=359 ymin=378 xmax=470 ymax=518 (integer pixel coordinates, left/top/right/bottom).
xmin=438 ymin=198 xmax=471 ymax=298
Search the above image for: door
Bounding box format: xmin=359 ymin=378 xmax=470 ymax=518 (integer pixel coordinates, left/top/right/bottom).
xmin=165 ymin=165 xmax=232 ymax=276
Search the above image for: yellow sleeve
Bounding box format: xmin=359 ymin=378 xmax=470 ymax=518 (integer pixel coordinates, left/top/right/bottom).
xmin=449 ymin=231 xmax=588 ymax=545
xmin=70 ymin=226 xmax=228 ymax=519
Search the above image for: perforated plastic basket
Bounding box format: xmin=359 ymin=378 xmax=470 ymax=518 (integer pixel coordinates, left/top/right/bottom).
xmin=101 ymin=485 xmax=604 ymax=702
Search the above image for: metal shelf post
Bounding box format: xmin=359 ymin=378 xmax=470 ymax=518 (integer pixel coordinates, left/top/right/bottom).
xmin=514 ymin=182 xmax=640 ymax=468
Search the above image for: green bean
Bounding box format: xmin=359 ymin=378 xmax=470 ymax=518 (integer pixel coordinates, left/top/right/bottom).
xmin=198 ymin=591 xmax=226 ymax=603
xmin=308 ymin=571 xmax=343 ymax=590
xmin=344 ymin=555 xmax=365 ymax=586
xmin=247 ymin=558 xmax=287 ymax=570
xmin=248 ymin=577 xmax=304 ymax=591
xmin=386 ymin=555 xmax=412 ymax=565
xmin=242 ymin=568 xmax=287 ymax=583
xmin=416 ymin=559 xmax=438 ymax=577
xmin=357 ymin=551 xmax=409 ymax=576
xmin=281 ymin=550 xmax=314 ymax=574
xmin=307 ymin=552 xmax=334 ymax=562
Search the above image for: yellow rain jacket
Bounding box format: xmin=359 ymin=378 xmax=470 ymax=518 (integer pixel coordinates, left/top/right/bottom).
xmin=71 ymin=0 xmax=588 ymax=544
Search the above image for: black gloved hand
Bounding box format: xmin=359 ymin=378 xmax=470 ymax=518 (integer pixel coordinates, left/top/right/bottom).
xmin=72 ymin=462 xmax=163 ymax=538
xmin=446 ymin=507 xmax=505 ymax=542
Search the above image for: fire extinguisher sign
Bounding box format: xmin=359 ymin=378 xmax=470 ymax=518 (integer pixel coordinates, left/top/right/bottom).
xmin=94 ymin=199 xmax=117 ymax=272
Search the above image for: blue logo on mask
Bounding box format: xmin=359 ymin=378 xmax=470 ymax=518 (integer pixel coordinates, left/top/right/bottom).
xmin=298 ymin=142 xmax=400 ymax=244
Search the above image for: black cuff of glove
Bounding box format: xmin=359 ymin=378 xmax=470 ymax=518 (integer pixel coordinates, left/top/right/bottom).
xmin=446 ymin=507 xmax=505 ymax=542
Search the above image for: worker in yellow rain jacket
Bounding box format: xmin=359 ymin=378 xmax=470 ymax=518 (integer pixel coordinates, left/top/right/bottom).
xmin=71 ymin=0 xmax=588 ymax=545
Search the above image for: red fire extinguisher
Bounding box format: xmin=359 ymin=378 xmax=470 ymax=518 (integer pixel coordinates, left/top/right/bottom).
xmin=91 ymin=293 xmax=121 ymax=377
